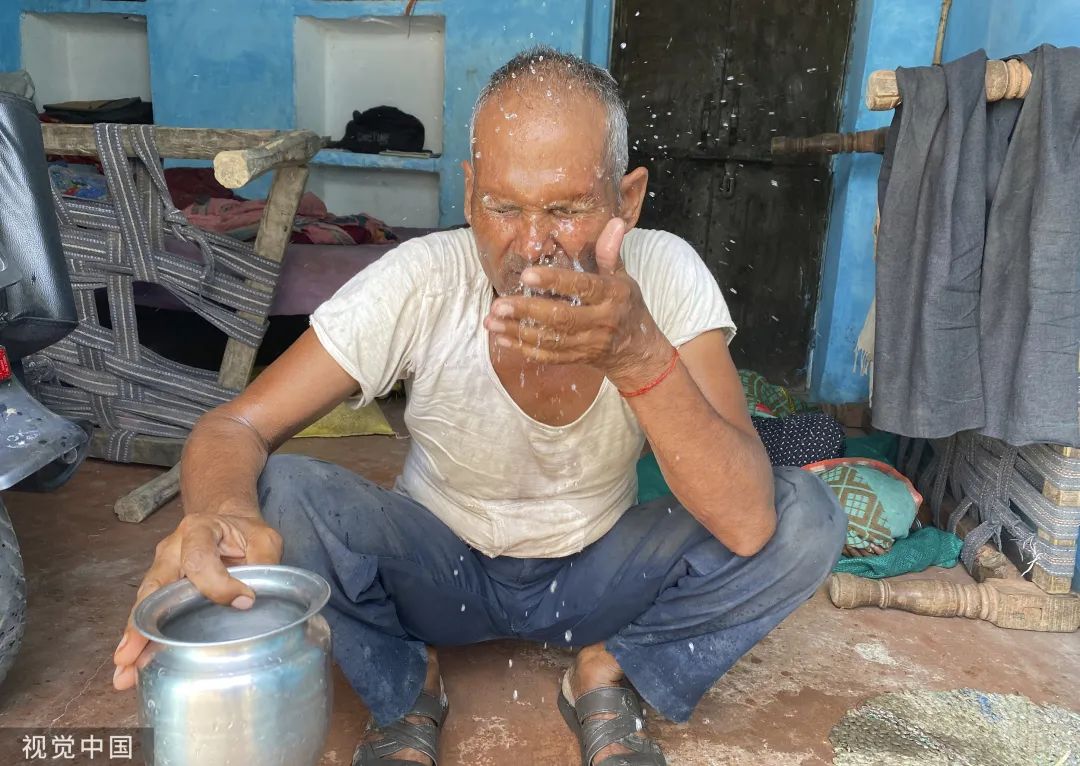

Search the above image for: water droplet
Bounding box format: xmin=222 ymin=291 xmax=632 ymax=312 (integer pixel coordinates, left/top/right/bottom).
xmin=565 ymin=630 xmax=573 ymax=642
xmin=461 ymin=603 xmax=466 ymax=612
xmin=667 ymin=507 xmax=672 ymax=514
xmin=550 ymin=580 xmax=558 ymax=593
xmin=513 ymin=689 xmax=519 ymax=701
xmin=453 ymin=569 xmax=459 ymax=576
xmin=770 ymin=179 xmax=779 ymax=188
xmin=729 ymin=288 xmax=738 ymax=295
xmin=635 ymin=718 xmax=643 ymax=731
xmin=619 ymin=42 xmax=627 ymax=49
xmin=689 ymin=642 xmax=695 ymax=653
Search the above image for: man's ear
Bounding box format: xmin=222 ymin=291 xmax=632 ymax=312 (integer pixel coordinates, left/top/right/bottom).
xmin=617 ymin=166 xmax=649 ymax=230
xmin=462 ymin=160 xmax=474 ymax=226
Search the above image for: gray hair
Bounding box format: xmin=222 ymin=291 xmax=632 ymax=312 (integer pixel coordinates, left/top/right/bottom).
xmin=469 ymin=46 xmax=629 ymax=194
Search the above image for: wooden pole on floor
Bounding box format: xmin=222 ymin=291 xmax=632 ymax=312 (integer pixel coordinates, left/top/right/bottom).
xmin=828 ymin=573 xmax=1080 ymax=632
xmin=115 ymin=463 xmax=182 ymax=523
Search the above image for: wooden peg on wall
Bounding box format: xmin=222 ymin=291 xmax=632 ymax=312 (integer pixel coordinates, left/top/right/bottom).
xmin=865 ymin=58 xmax=1032 ymax=111
xmin=770 ymin=128 xmax=888 ymax=156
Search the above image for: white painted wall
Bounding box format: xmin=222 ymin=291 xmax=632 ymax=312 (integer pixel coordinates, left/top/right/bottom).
xmin=295 ymin=16 xmax=445 ymax=226
xmin=295 ymin=16 xmax=445 ymax=151
xmin=21 ymin=13 xmax=151 ymax=109
xmin=306 ymin=166 xmax=440 ymax=227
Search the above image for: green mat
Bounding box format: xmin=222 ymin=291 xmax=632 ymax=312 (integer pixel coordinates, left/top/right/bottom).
xmin=833 ymin=527 xmax=963 ymax=578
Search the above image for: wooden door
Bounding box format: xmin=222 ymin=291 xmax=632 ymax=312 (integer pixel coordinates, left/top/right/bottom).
xmin=612 ymin=0 xmax=856 ymax=387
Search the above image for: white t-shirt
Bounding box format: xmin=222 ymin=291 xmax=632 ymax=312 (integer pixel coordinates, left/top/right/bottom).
xmin=311 ymin=227 xmax=735 ymax=558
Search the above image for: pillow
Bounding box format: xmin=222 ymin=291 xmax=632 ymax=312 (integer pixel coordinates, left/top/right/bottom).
xmin=803 ymin=458 xmax=923 ymax=551
xmin=752 ymin=412 xmax=845 ymax=467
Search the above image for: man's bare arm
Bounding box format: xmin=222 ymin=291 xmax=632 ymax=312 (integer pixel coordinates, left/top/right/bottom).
xmin=114 ymin=329 xmax=362 ymax=690
xmin=180 ymin=328 xmax=361 ymax=518
xmin=623 ymin=330 xmax=775 ymax=556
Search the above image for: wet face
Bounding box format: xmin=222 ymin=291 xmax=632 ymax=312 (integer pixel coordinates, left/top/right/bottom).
xmin=463 ymin=83 xmax=621 ymax=297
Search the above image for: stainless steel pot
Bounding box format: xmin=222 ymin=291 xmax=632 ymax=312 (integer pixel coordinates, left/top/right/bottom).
xmin=133 ymin=565 xmax=333 ymax=766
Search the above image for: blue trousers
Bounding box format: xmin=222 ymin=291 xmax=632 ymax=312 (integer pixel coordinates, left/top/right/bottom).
xmin=258 ymin=456 xmax=845 ymax=726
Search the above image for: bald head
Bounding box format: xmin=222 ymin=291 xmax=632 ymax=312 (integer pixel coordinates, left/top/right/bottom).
xmin=470 ymin=47 xmax=629 ymax=194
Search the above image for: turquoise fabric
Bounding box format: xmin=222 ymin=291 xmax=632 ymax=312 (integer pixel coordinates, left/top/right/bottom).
xmin=844 ymin=432 xmax=899 ymax=466
xmin=636 ymin=452 xmax=669 ymax=504
xmin=810 ymin=461 xmax=921 ymax=551
xmin=833 ymin=527 xmax=963 ymax=578
xmin=857 ymin=464 xmax=918 ymax=544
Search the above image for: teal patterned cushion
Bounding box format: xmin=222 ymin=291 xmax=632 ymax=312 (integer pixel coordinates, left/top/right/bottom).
xmin=804 ymin=458 xmax=923 ymax=550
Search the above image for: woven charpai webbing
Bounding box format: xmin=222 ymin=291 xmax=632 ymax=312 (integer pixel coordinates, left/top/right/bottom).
xmin=28 ymin=124 xmax=281 ymax=462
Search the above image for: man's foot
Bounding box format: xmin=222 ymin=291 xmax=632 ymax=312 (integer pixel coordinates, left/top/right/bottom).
xmin=562 ymin=643 xmax=666 ymax=765
xmin=353 ymin=647 xmax=445 ymax=765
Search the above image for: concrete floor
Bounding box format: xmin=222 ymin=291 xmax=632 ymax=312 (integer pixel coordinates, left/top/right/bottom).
xmin=1 ymin=399 xmax=1077 ymax=765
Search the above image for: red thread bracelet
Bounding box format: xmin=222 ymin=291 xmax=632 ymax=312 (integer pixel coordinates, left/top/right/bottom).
xmin=619 ymin=347 xmax=680 ymax=399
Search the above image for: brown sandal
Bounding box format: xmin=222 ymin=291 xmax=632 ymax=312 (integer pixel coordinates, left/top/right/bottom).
xmin=558 ymin=681 xmax=667 ymax=766
xmin=352 ymin=682 xmax=448 ymax=765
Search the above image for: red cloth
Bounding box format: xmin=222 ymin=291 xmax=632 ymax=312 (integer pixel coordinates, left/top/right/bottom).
xmin=164 ymin=167 xmax=239 ymax=210
xmin=182 ymin=192 xmax=327 ymax=240
xmin=182 ymin=193 xmax=398 ymax=245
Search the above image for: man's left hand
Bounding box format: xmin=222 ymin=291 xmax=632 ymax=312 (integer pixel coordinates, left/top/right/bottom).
xmin=483 ymin=218 xmax=672 ymax=390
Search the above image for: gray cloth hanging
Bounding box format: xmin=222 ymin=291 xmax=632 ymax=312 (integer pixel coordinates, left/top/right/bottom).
xmin=873 ymin=45 xmax=1080 ymax=448
xmin=979 ymin=45 xmax=1080 ymax=447
xmin=872 ymin=50 xmax=990 ymax=440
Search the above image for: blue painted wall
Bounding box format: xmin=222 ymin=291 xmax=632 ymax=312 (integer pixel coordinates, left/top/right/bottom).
xmin=944 ymin=0 xmax=1080 ymax=60
xmin=2 ymin=0 xmax=613 ymax=226
xmin=810 ymin=0 xmax=940 ymax=403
